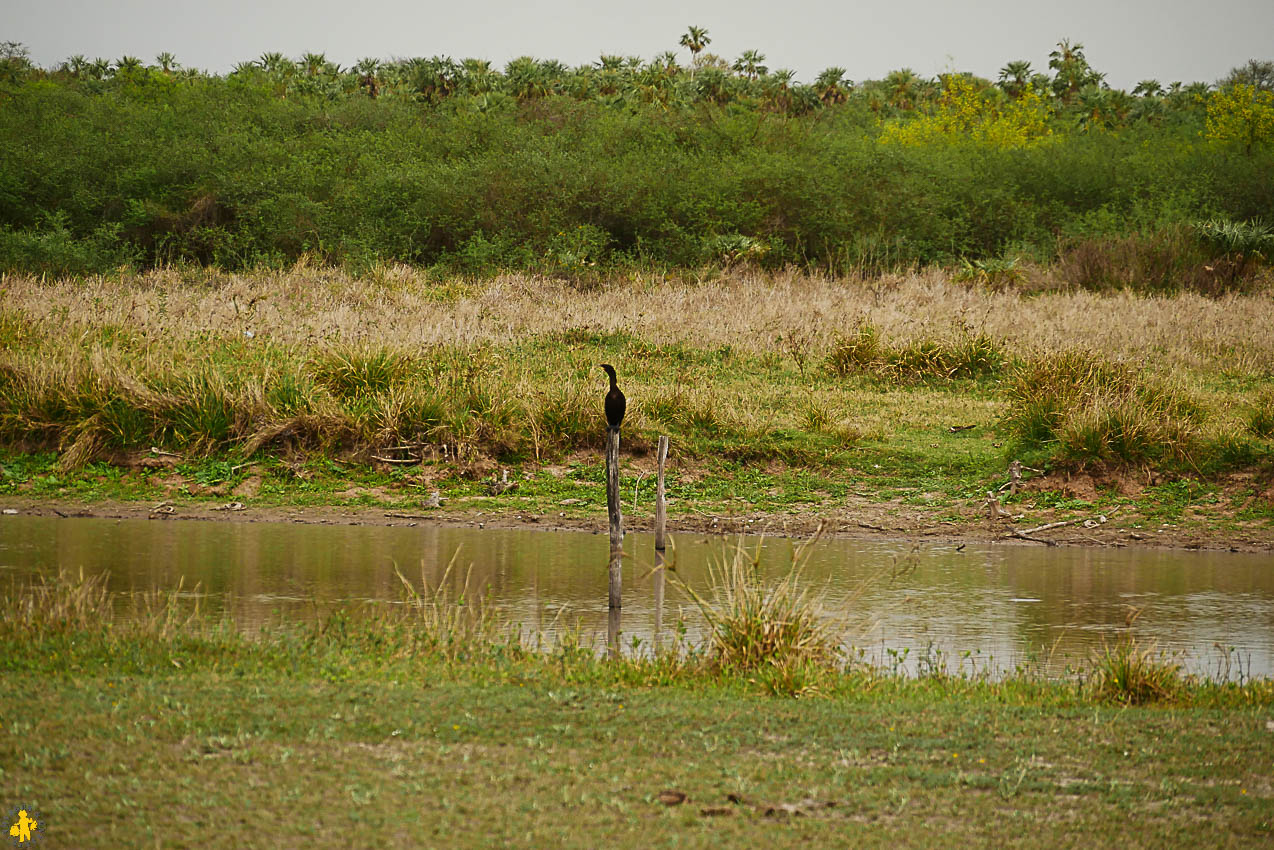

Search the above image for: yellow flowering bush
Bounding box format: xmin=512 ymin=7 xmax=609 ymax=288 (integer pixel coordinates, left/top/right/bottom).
xmin=880 ymin=76 xmax=1053 ymax=149
xmin=1205 ymin=84 xmax=1274 ymax=154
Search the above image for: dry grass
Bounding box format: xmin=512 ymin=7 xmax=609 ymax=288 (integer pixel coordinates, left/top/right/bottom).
xmin=2 ymin=265 xmax=1272 ymax=470
xmin=0 ymin=567 xmax=113 ymax=633
xmin=392 ymin=555 xmax=510 ymax=658
xmin=1089 ymin=636 xmax=1184 ymax=705
xmin=5 ymin=265 xmax=1274 ymax=374
xmin=670 ymin=535 xmax=842 ymax=694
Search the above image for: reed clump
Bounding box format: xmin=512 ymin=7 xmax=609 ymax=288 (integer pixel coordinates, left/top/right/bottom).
xmin=392 ymin=557 xmax=509 ymax=660
xmin=672 ymin=537 xmax=841 ymax=694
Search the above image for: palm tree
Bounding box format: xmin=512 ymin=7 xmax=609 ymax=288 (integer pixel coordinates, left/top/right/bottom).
xmin=155 ymin=52 xmax=178 ymax=74
xmin=353 ymin=57 xmax=381 ymax=97
xmin=884 ymin=68 xmax=922 ymax=110
xmin=1132 ymin=79 xmax=1163 ymax=97
xmin=504 ymin=56 xmax=550 ymax=99
xmin=460 ymin=58 xmax=497 ymax=94
xmin=998 ymin=60 xmax=1033 ymax=98
xmin=300 ymin=52 xmax=328 ymax=77
xmin=732 ymin=50 xmax=767 ymax=81
xmin=679 ymin=26 xmax=710 ymax=79
xmin=408 ymin=56 xmax=460 ymax=102
xmin=650 ymin=51 xmax=680 ymax=77
xmin=63 ymin=55 xmax=89 ymax=77
xmin=113 ymin=55 xmax=145 ymax=82
xmin=814 ymin=67 xmax=849 ymax=104
xmin=258 ymin=52 xmax=290 ymax=75
xmin=762 ymin=68 xmax=796 ymax=112
xmin=1048 ymin=39 xmax=1103 ymax=103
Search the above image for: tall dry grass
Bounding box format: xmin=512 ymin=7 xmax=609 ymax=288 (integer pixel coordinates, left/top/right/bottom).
xmin=2 ymin=265 xmax=1272 ymax=469
xmin=671 ymin=535 xmax=843 ymax=694
xmin=4 ymin=265 xmax=1273 ymax=374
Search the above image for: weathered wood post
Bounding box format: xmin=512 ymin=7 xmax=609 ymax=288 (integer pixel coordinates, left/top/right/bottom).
xmin=653 ymin=436 xmax=669 ymax=648
xmin=607 ymin=607 xmax=621 ymax=660
xmin=606 ymin=426 xmax=623 ymax=610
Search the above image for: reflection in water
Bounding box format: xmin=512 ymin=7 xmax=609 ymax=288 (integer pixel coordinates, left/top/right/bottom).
xmin=1 ymin=516 xmax=1272 ymax=677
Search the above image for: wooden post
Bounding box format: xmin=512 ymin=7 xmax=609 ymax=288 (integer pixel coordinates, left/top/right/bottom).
xmin=606 ymin=427 xmax=623 ymax=610
xmin=653 ymin=436 xmax=669 ymax=649
xmin=607 ymin=607 xmax=622 ymax=660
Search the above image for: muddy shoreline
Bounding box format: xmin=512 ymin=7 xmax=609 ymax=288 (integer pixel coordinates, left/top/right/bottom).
xmin=4 ymin=496 xmax=1271 ymax=554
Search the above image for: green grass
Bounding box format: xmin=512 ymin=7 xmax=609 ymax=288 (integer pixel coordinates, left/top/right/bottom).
xmin=1 ymin=571 xmax=1271 ymax=847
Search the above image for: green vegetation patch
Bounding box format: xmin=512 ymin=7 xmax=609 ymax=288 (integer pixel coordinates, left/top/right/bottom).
xmin=1 ymin=569 xmax=1272 ymax=847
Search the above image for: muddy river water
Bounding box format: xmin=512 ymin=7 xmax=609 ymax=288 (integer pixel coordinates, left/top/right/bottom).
xmin=2 ymin=516 xmax=1272 ymax=677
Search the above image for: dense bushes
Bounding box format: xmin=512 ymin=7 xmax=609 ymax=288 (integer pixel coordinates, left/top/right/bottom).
xmin=0 ymin=76 xmax=1271 ymax=279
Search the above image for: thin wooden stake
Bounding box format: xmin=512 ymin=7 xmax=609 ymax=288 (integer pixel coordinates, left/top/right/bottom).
xmin=655 ymin=436 xmax=669 ymax=559
xmin=653 ymin=435 xmax=669 ymax=649
xmin=606 ymin=427 xmax=623 ymax=610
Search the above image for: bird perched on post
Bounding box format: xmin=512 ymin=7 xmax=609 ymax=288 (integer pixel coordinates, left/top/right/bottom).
xmin=600 ymin=364 xmax=626 ymax=432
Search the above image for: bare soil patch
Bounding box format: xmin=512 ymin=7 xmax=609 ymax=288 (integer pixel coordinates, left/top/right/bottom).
xmin=4 ymin=494 xmax=1270 ymax=553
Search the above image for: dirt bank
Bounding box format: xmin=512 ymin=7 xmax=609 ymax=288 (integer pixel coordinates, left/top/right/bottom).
xmin=5 ymin=494 xmax=1271 ymax=554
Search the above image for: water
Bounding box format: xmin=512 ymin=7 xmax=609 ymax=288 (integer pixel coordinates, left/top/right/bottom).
xmin=2 ymin=515 xmax=1272 ymax=677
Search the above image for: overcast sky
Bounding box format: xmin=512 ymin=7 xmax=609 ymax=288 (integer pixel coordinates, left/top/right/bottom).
xmin=8 ymin=0 xmax=1271 ymax=90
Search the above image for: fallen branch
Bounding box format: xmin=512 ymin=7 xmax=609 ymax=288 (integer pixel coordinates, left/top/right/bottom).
xmin=370 ymin=454 xmax=421 ymax=465
xmin=1019 ymin=519 xmax=1073 ymax=535
xmin=1010 ymin=529 xmax=1058 ymax=546
xmin=1007 ymin=506 xmax=1119 ymax=544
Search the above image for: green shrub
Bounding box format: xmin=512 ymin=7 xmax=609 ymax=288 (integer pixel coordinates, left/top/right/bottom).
xmin=2 ymin=74 xmax=1272 ymax=276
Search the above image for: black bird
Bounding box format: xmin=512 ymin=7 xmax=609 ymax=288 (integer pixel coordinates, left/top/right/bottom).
xmin=600 ymin=364 xmax=626 ymax=432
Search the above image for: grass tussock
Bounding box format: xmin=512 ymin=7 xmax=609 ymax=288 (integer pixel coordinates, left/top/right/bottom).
xmin=826 ymin=322 xmax=1005 ymax=382
xmin=1089 ymin=636 xmax=1183 ymax=705
xmin=671 ymin=536 xmax=841 ymax=695
xmin=1003 ymin=350 xmax=1208 ymax=470
xmin=393 ymin=556 xmax=506 ymax=658
xmin=1248 ymin=387 xmax=1274 ymax=439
